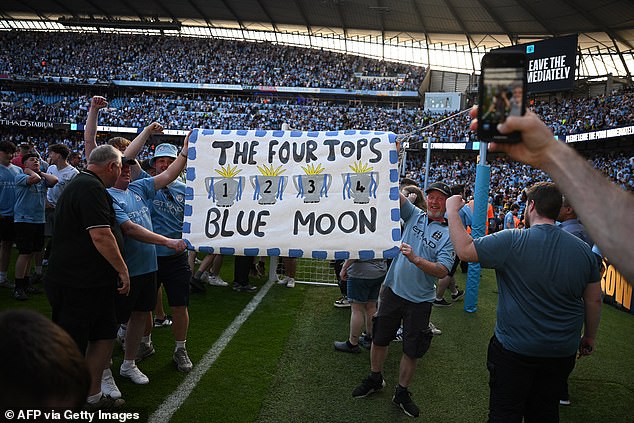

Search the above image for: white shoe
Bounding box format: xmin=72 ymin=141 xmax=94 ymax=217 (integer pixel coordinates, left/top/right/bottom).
xmin=205 ymin=274 xmax=229 ymax=287
xmin=429 ymin=322 xmax=442 ymax=335
xmin=120 ymin=363 xmax=149 ymax=385
xmin=101 ymin=368 xmax=122 ymax=399
xmin=286 ymin=277 xmax=295 ymax=288
xmin=277 ymin=276 xmax=289 ymax=285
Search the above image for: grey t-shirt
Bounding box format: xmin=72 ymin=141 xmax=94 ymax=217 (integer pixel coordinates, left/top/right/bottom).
xmin=347 ymin=259 xmax=387 ymax=279
xmin=474 ymin=224 xmax=600 ymax=357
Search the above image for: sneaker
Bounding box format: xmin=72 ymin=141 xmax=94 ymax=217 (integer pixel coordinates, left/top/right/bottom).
xmin=135 ymin=342 xmax=155 ymax=362
xmin=286 ymin=277 xmax=295 ymax=288
xmin=429 ymin=322 xmax=442 ymax=336
xmin=359 ymin=334 xmax=372 ymax=350
xmin=120 ymin=363 xmax=149 ymax=385
xmin=205 ymin=274 xmax=229 ymax=287
xmin=451 ymin=289 xmax=465 ymax=301
xmin=333 ymin=296 xmax=351 ymax=308
xmin=352 ymin=374 xmax=386 ymax=398
xmin=153 ymin=315 xmax=173 ymax=328
xmin=101 ymin=369 xmax=122 ymax=399
xmin=393 ymin=386 xmax=420 ymax=417
xmin=13 ymin=288 xmax=28 ymax=301
xmin=0 ymin=279 xmax=15 ymax=289
xmin=560 ymin=391 xmax=571 ymax=406
xmin=233 ymin=283 xmax=258 ymax=292
xmin=334 ymin=340 xmax=361 ymax=354
xmin=189 ymin=275 xmax=206 ymax=293
xmin=84 ymin=394 xmax=125 ymax=411
xmin=393 ymin=326 xmax=403 ymax=342
xmin=173 ymin=347 xmax=193 ymax=373
xmin=277 ymin=276 xmax=290 ymax=285
xmin=433 ymin=298 xmax=452 ymax=307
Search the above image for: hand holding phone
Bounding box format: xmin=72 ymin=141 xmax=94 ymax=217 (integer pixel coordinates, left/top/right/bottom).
xmin=477 ymin=51 xmax=527 ymax=143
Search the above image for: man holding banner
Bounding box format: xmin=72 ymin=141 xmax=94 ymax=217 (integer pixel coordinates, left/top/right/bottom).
xmin=352 ymin=182 xmax=454 ymax=418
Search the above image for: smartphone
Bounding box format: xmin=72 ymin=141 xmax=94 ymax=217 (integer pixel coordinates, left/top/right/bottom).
xmin=477 ymin=51 xmax=527 ymax=143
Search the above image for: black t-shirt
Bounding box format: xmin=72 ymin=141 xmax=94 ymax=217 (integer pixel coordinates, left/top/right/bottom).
xmin=46 ymin=170 xmax=124 ymax=288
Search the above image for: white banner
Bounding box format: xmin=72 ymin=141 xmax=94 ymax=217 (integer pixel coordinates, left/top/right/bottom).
xmin=183 ymin=129 xmax=401 ymax=260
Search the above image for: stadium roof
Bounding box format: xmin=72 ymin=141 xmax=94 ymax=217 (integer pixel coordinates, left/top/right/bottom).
xmin=2 ymin=0 xmax=634 ymax=75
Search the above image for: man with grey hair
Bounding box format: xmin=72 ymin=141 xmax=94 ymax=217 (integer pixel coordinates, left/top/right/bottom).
xmin=45 ymin=144 xmax=130 ymax=410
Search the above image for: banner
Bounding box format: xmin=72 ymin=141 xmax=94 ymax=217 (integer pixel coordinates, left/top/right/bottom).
xmin=601 ymin=257 xmax=633 ymax=315
xmin=183 ymin=129 xmax=402 ymax=259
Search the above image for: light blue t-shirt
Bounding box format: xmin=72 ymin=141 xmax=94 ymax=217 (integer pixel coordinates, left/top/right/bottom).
xmin=0 ymin=164 xmax=22 ymax=216
xmin=151 ymin=180 xmax=186 ymax=257
xmin=384 ymin=200 xmax=455 ymax=303
xmin=14 ymin=173 xmax=49 ymax=223
xmin=474 ymin=224 xmax=600 ymax=357
xmin=108 ymin=178 xmax=157 ymax=277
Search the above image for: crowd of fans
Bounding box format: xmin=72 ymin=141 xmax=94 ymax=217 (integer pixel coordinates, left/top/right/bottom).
xmin=2 ymin=87 xmax=633 ymax=144
xmin=0 ymin=31 xmax=424 ymax=91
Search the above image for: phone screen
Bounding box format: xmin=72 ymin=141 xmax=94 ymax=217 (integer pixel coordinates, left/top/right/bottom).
xmin=478 ymin=52 xmax=526 ymax=143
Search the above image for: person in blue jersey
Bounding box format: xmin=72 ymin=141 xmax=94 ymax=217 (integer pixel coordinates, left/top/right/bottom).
xmin=13 ymin=153 xmax=58 ymax=300
xmin=446 ymin=182 xmax=602 ymax=422
xmin=108 ymin=138 xmax=188 ymax=386
xmin=352 ymin=181 xmax=455 ymax=418
xmin=146 ymin=139 xmax=195 ymax=372
xmin=504 ymin=203 xmax=519 ymax=229
xmin=0 ymin=141 xmax=22 ymax=289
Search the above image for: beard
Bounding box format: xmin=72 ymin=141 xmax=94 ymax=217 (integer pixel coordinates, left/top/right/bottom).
xmin=428 ymin=209 xmax=445 ymax=220
xmin=524 ymin=213 xmax=531 ymax=228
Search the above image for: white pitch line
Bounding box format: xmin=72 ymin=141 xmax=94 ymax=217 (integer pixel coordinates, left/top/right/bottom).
xmin=148 ymin=278 xmax=275 ymax=423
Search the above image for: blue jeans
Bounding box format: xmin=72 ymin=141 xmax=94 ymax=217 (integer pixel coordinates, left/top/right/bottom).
xmin=487 ymin=335 xmax=575 ymax=423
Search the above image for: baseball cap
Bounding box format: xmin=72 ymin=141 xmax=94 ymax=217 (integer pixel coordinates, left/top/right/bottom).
xmin=150 ymin=143 xmax=178 ymax=167
xmin=425 ymin=182 xmax=451 ymax=197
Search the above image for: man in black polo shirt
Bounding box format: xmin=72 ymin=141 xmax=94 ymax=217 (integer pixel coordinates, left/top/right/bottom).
xmin=45 ymin=145 xmax=130 ymax=409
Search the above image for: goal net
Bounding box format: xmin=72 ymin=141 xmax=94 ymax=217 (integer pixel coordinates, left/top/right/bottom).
xmin=268 ymin=256 xmax=340 ymax=286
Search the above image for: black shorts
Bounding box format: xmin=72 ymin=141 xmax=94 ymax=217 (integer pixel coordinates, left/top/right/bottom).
xmin=14 ymin=222 xmax=45 ymax=254
xmin=372 ymin=286 xmax=434 ymax=359
xmin=157 ymin=252 xmax=191 ymax=307
xmin=46 ymin=282 xmax=118 ymax=354
xmin=115 ymin=272 xmax=157 ymax=323
xmin=0 ymin=215 xmax=15 ymax=242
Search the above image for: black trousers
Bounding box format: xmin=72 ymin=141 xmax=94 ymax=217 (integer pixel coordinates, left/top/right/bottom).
xmin=487 ymin=335 xmax=575 ymax=423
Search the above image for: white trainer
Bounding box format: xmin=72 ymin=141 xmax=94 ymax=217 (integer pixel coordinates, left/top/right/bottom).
xmin=277 ymin=276 xmax=289 ymax=285
xmin=120 ymin=363 xmax=149 ymax=385
xmin=205 ymin=274 xmax=229 ymax=287
xmin=101 ymin=368 xmax=122 ymax=399
xmin=429 ymin=322 xmax=442 ymax=335
xmin=286 ymin=277 xmax=295 ymax=288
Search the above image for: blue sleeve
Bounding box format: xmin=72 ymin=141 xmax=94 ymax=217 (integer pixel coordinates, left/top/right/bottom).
xmin=111 ymin=199 xmax=131 ymax=226
xmin=400 ymin=198 xmax=416 ymax=223
xmin=14 ymin=173 xmax=28 ymax=186
xmin=473 ymin=230 xmax=515 ymax=269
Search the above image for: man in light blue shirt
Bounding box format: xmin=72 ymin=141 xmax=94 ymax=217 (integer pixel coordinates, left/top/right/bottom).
xmin=108 ymin=145 xmax=187 ymax=386
xmin=0 ymin=141 xmax=22 ymax=289
xmin=13 ymin=153 xmax=57 ymax=300
xmin=353 ymin=182 xmax=454 ymax=418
